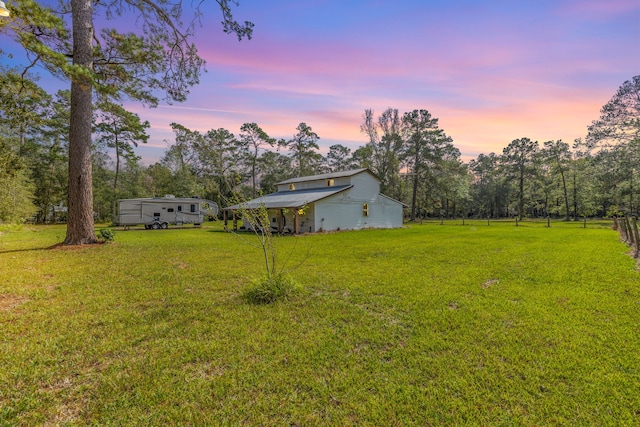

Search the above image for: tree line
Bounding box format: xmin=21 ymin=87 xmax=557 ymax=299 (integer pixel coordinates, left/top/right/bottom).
xmin=1 ymin=74 xmax=638 ymax=224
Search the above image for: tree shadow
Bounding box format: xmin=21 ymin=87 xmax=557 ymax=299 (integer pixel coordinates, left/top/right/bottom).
xmin=0 ymin=242 xmax=105 ymax=254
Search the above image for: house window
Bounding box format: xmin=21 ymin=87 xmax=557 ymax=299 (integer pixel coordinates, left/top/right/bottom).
xmin=362 ymin=204 xmax=369 ymax=217
xmin=190 ymin=204 xmax=196 ymax=213
xmin=327 ymin=179 xmax=334 ymax=187
xmin=289 ymin=183 xmax=296 ymax=191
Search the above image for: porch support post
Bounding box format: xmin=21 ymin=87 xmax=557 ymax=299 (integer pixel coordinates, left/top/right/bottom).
xmin=294 ymin=209 xmax=300 ymax=234
xmin=223 ymin=210 xmax=228 ymax=231
xmin=278 ymin=209 xmax=284 ymax=234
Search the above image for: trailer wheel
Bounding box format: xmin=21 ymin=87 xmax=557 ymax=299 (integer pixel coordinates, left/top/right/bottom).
xmin=161 ymin=222 xmax=168 ymax=229
xmin=144 ymin=225 xmax=150 ymax=230
xmin=151 ymin=222 xmax=160 ymax=230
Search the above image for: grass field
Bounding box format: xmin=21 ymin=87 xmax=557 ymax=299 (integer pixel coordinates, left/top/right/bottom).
xmin=1 ymin=220 xmax=639 ymax=425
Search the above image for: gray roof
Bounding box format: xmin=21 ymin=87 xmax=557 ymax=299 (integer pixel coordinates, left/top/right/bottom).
xmin=224 ymin=185 xmax=352 ymax=210
xmin=276 ymin=168 xmax=376 ymax=185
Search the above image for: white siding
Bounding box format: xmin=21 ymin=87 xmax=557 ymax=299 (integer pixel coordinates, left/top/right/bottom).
xmin=314 ymin=194 xmax=403 ymax=231
xmin=345 ymin=172 xmax=380 ymax=201
xmin=314 ymin=194 xmax=363 ymax=231
xmin=277 ymin=178 xmax=340 ymax=193
xmin=367 ymin=195 xmax=404 ymax=228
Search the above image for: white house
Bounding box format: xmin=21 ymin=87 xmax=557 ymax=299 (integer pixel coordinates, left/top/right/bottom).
xmin=223 ymin=168 xmax=405 ymax=233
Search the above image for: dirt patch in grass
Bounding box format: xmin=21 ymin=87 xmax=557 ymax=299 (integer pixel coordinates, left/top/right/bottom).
xmin=47 ymin=401 xmax=82 ymax=426
xmin=0 ymin=294 xmax=28 ymax=311
xmin=482 ymin=278 xmax=499 ymax=289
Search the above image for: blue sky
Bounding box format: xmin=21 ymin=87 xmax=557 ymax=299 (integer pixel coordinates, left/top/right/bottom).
xmin=2 ymin=0 xmax=639 ymax=164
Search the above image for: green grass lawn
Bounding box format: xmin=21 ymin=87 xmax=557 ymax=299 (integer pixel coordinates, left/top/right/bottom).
xmin=1 ymin=221 xmax=639 ymax=425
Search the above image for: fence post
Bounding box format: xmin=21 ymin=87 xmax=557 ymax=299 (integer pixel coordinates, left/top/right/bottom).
xmin=631 ymin=217 xmax=640 ymax=257
xmin=547 ymin=216 xmax=551 ymax=228
xmin=620 ymin=217 xmax=629 ymax=242
xmin=624 ymin=217 xmax=633 ymax=244
xmin=515 ymin=217 xmax=518 ymax=226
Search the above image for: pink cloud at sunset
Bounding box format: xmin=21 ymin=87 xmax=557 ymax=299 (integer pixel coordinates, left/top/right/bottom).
xmin=4 ymin=0 xmax=635 ymax=165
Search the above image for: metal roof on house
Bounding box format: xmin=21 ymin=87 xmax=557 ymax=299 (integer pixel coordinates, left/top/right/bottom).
xmin=276 ymin=168 xmax=376 ymax=185
xmin=224 ymin=185 xmax=352 ymax=210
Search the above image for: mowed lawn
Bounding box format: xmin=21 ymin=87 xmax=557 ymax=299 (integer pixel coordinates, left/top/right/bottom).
xmin=1 ymin=221 xmax=639 ymax=425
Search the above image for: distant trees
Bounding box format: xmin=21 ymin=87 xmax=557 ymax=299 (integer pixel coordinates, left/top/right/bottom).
xmin=280 ymin=123 xmax=322 ymax=177
xmin=402 ymin=109 xmax=457 ymax=220
xmin=468 ymin=153 xmax=508 ymax=218
xmin=587 ymin=76 xmax=640 ymax=148
xmin=584 ymin=75 xmax=640 ymax=216
xmin=238 ymin=123 xmax=275 ymax=197
xmin=199 ymin=128 xmax=241 ymax=206
xmin=360 ymin=108 xmax=404 ymax=199
xmin=0 ymin=140 xmax=36 ymax=223
xmin=94 ymin=101 xmax=149 ymax=215
xmin=0 ymin=71 xmax=69 ymax=224
xmin=358 ymin=108 xmax=465 ymax=219
xmin=0 ymin=69 xmax=51 ymax=151
xmin=542 ymin=140 xmax=572 ymax=221
xmin=325 ymin=144 xmax=354 ymax=172
xmin=501 ymin=138 xmax=539 ymax=220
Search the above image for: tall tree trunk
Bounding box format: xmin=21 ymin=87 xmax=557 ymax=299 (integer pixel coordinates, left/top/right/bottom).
xmin=559 ymin=168 xmax=570 ymax=221
xmin=629 ymin=170 xmax=634 ymax=216
xmin=64 ymin=0 xmax=97 ymax=244
xmin=113 ymin=138 xmax=120 ymax=195
xmin=518 ymin=167 xmax=525 ymax=220
xmin=410 ymin=166 xmax=419 ymax=221
xmin=573 ymin=168 xmax=578 ymax=219
xmin=112 ymin=138 xmax=121 ymax=221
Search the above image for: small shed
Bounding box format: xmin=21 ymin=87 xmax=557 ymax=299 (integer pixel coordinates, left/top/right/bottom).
xmin=224 ymin=168 xmax=404 ymax=233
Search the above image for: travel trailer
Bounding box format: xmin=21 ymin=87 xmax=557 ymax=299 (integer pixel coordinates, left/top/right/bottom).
xmin=117 ymin=196 xmax=218 ymax=229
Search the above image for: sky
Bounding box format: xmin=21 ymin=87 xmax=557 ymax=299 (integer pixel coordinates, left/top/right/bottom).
xmin=2 ymin=0 xmax=640 ymax=164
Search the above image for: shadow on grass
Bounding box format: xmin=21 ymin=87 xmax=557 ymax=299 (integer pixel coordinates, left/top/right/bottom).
xmin=0 ymin=247 xmax=52 ymax=255
xmin=1 ymin=242 xmax=107 ymax=254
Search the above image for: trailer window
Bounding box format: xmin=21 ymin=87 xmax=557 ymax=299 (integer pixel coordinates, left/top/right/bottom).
xmin=153 ymin=212 xmax=161 ymax=217
xmin=190 ymin=204 xmax=196 ymax=213
xmin=167 ymin=208 xmax=174 ymax=213
xmin=177 ymin=205 xmax=182 ymax=212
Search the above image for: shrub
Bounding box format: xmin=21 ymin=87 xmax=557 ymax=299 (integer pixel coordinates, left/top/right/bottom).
xmin=98 ymin=228 xmax=115 ymax=243
xmin=243 ymin=274 xmax=301 ymax=305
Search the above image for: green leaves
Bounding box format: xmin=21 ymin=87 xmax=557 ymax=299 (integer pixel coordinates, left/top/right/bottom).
xmin=281 ymin=122 xmax=322 ymax=176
